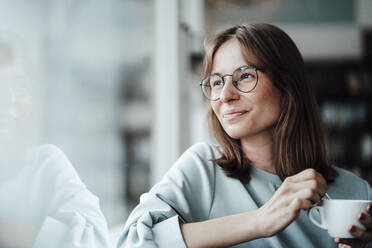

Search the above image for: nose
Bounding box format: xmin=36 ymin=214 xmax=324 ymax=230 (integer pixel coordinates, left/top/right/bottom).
xmin=219 ymin=76 xmax=239 ymax=102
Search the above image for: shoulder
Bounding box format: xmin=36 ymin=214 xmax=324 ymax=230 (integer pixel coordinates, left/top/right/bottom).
xmin=160 ymin=142 xmax=222 ymax=187
xmin=3 ymin=144 xmax=86 ymax=219
xmin=183 ymin=142 xmax=223 ymax=160
xmin=333 ymin=167 xmax=367 ymax=185
xmin=28 ymin=144 xmax=68 ymax=160
xmin=147 ymin=143 xmax=222 ymax=219
xmin=329 ymin=166 xmax=371 ymax=200
xmin=173 ymin=142 xmax=222 ymax=171
xmin=25 ymin=144 xmax=84 ymax=187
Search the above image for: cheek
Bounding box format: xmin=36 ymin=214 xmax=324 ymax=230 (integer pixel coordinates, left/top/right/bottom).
xmin=210 ymin=103 xmax=219 ymax=118
xmin=210 ymin=103 xmax=229 ymax=130
xmin=251 ymin=86 xmax=281 ymax=118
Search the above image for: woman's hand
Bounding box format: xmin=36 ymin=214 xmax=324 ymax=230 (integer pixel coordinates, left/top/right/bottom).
xmin=255 ymin=168 xmax=327 ymax=238
xmin=334 ymin=203 xmax=372 ymax=248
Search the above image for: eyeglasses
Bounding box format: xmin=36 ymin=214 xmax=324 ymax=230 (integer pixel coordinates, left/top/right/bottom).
xmin=200 ymin=65 xmax=264 ymax=101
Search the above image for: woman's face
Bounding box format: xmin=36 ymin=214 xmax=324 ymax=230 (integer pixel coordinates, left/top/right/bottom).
xmin=210 ymin=38 xmax=281 ymax=141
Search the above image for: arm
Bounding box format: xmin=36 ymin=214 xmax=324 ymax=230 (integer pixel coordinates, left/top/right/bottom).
xmin=30 ymin=145 xmax=109 ymax=248
xmin=118 ymin=142 xmax=327 ymax=248
xmin=180 ymin=168 xmax=328 ymax=248
xmin=180 ymin=211 xmax=260 ymax=248
xmin=117 ymin=143 xmax=216 ymax=248
xmin=33 ymin=190 xmax=109 ymax=248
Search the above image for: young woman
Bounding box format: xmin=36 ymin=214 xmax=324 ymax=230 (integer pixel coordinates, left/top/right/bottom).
xmin=118 ymin=24 xmax=372 ymax=248
xmin=0 ymin=32 xmax=109 ymax=248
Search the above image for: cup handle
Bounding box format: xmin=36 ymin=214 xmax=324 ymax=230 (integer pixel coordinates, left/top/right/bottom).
xmin=307 ymin=206 xmax=327 ymax=230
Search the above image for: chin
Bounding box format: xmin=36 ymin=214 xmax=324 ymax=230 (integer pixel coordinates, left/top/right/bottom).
xmin=224 ymin=128 xmax=248 ymax=140
xmin=220 ymin=120 xmax=250 ymax=138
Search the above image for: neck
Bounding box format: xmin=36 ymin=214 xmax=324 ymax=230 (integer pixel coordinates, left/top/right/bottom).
xmin=240 ymin=130 xmax=275 ymax=174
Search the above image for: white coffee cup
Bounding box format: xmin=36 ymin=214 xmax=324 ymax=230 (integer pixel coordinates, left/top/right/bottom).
xmin=307 ymin=199 xmax=372 ymax=238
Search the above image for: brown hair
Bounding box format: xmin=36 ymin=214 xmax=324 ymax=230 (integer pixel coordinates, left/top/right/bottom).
xmin=203 ymin=23 xmax=338 ymax=183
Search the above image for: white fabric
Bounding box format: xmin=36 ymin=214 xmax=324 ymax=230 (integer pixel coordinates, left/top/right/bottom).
xmin=0 ymin=144 xmax=109 ymax=247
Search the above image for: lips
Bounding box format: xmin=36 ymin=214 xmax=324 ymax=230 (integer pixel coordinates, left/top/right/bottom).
xmin=223 ymin=110 xmax=248 ymax=119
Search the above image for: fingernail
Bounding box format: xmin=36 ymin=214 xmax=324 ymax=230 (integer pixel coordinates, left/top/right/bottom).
xmin=359 ymin=213 xmax=366 ymax=221
xmin=350 ymin=226 xmax=356 ymax=232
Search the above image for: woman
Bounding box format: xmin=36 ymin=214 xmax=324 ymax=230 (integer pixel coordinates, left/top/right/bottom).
xmin=0 ymin=32 xmax=109 ymax=248
xmin=118 ymin=24 xmax=372 ymax=247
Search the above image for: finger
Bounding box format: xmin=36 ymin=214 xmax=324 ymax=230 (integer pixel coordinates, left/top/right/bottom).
xmin=358 ymin=212 xmax=372 ymax=229
xmin=287 ymin=168 xmax=319 ymax=182
xmin=293 ymin=187 xmax=322 ymax=204
xmin=289 ymin=179 xmax=324 ymax=195
xmin=301 ymin=169 xmax=327 ymax=187
xmin=339 ymin=244 xmax=352 ymax=248
xmin=285 ymin=179 xmax=327 ymax=203
xmin=314 ymin=170 xmax=327 ymax=191
xmin=334 ymin=237 xmax=363 ymax=247
xmin=290 ymin=197 xmax=312 ymax=211
xmin=338 ymin=243 xmax=352 ymax=248
xmin=289 ymin=198 xmax=312 ymax=214
xmin=367 ymin=204 xmax=372 ymax=215
xmin=286 ymin=169 xmax=327 ymax=194
xmin=348 ymin=224 xmax=372 ymax=243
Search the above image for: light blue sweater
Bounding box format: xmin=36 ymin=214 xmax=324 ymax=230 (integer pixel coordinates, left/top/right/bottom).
xmin=117 ymin=142 xmax=372 ymax=248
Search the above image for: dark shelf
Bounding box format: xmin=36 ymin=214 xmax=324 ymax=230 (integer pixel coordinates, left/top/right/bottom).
xmin=304 ymin=60 xmax=372 ymax=184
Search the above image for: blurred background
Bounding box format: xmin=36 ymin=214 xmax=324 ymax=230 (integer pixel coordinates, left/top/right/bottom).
xmin=0 ymin=0 xmax=372 ymax=245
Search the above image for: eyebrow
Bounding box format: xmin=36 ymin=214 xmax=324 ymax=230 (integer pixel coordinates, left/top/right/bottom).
xmin=211 ymin=65 xmax=243 ymax=75
xmin=211 ymin=63 xmax=259 ymax=75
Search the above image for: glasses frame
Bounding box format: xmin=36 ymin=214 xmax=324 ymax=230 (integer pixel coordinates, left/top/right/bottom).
xmin=200 ymin=65 xmax=264 ymax=101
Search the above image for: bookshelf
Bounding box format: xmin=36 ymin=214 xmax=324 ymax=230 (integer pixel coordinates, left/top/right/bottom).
xmin=305 ymin=61 xmax=372 ymax=182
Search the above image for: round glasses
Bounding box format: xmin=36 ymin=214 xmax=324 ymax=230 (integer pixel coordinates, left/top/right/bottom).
xmin=200 ymin=65 xmax=263 ymax=101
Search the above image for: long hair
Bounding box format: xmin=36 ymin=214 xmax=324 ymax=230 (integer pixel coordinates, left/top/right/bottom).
xmin=203 ymin=24 xmax=338 ymax=183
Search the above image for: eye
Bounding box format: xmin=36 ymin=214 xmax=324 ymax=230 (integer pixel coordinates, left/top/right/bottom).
xmin=240 ymin=73 xmax=253 ymax=80
xmin=211 ymin=80 xmax=223 ymax=87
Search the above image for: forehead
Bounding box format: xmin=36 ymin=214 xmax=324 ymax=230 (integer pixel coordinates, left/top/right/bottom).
xmin=211 ymin=38 xmax=259 ymax=74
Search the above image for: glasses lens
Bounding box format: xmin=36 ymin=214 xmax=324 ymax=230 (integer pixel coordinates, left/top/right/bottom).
xmin=202 ymin=74 xmax=223 ymax=100
xmin=233 ymin=67 xmax=257 ymax=92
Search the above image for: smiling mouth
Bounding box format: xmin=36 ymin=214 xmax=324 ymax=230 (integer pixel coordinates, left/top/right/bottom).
xmin=223 ymin=111 xmax=248 ymax=120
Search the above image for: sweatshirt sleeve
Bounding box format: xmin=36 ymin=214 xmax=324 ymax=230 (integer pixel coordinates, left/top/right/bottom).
xmin=29 ymin=145 xmax=109 ymax=248
xmin=367 ymin=181 xmax=372 ymax=201
xmin=33 ymin=191 xmax=109 ymax=248
xmin=117 ymin=142 xmax=217 ymax=248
